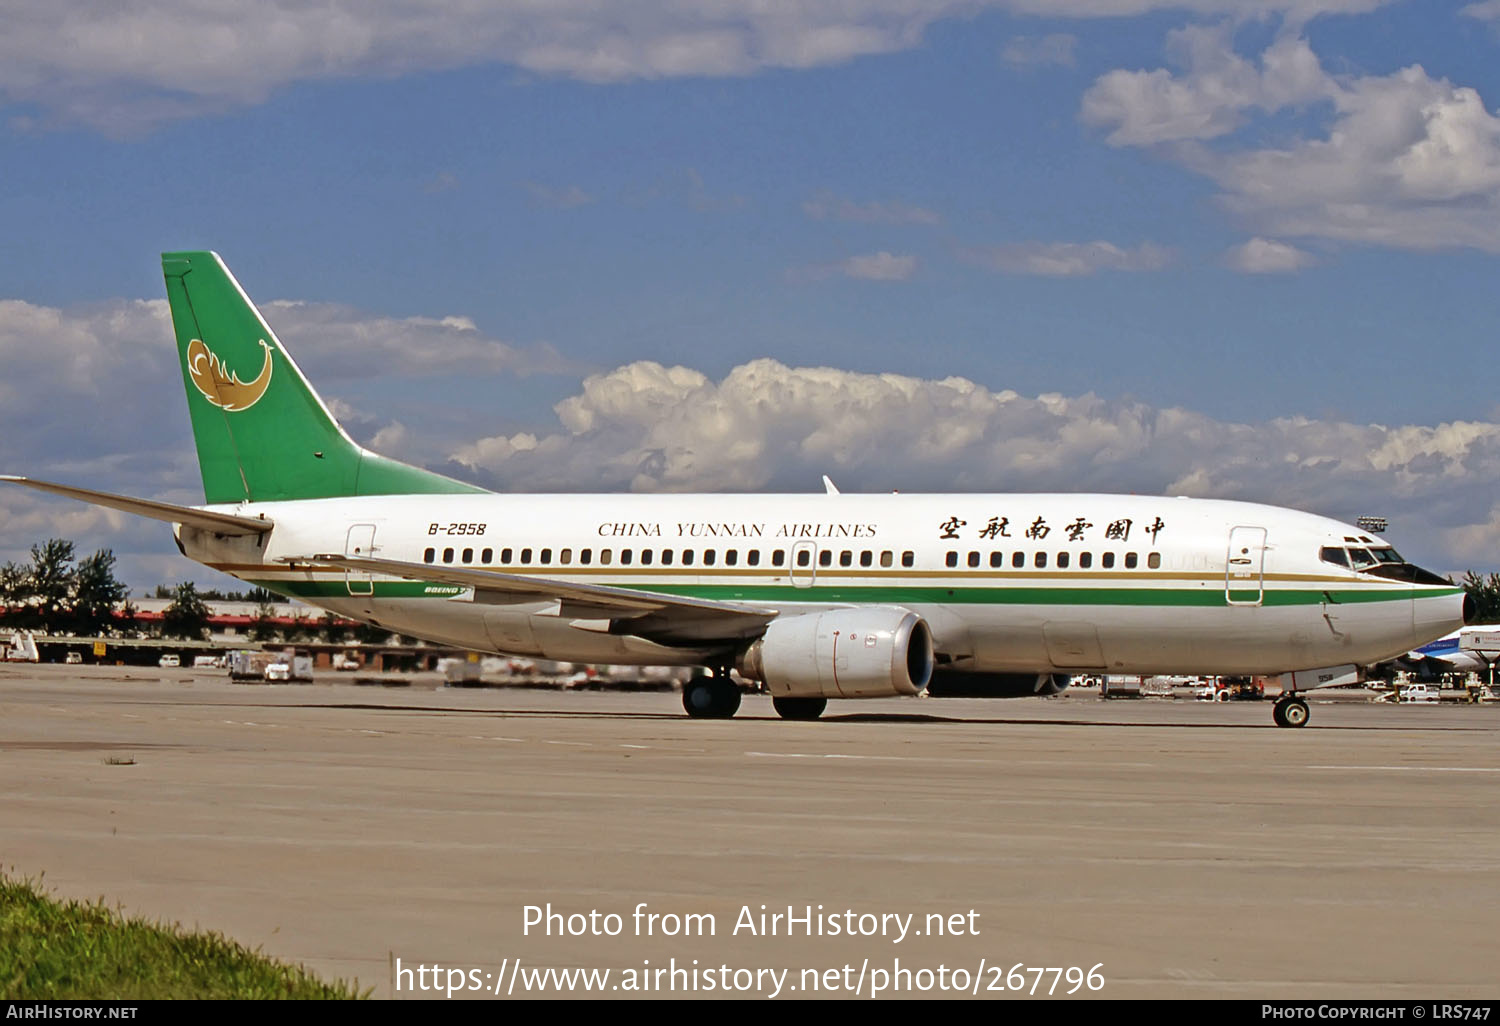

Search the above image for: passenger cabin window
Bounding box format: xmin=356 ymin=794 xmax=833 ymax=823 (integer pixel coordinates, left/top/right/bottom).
xmin=747 ymin=550 xmax=760 ymax=566
xmin=1034 ymin=552 xmax=1047 ymax=569
xmin=990 ymin=552 xmax=1004 ymax=568
xmin=946 ymin=552 xmax=959 ymax=568
xmin=901 ymin=551 xmax=915 ymax=568
xmin=1056 ymin=551 xmax=1069 ymax=569
xmin=560 ymin=548 xmax=572 ymax=564
xmin=520 ymin=548 xmax=532 ymax=564
xmin=600 ymin=549 xmax=612 ymax=565
xmin=773 ymin=550 xmax=786 ymax=567
xmin=481 ymin=548 xmax=493 ymax=564
xmin=579 ymin=549 xmax=591 ymax=565
xmin=540 ymin=548 xmax=552 ymax=564
xmin=796 ymin=549 xmax=811 ymax=567
xmin=640 ymin=549 xmax=652 ymax=565
xmin=661 ymin=549 xmax=673 ymax=565
xmin=881 ymin=551 xmax=893 ymax=568
xmin=501 ymin=547 xmax=513 ymax=563
xmin=860 ymin=551 xmax=873 ymax=568
xmin=1012 ymin=552 xmax=1025 ymax=569
xmin=819 ymin=550 xmax=832 ymax=568
xmin=681 ymin=550 xmax=694 ymax=566
xmin=424 ymin=547 xmax=435 ymax=563
xmin=621 ymin=550 xmax=633 ymax=565
xmin=1102 ymin=553 xmax=1115 ymax=568
xmin=725 ymin=550 xmax=737 ymax=566
xmin=840 ymin=550 xmax=853 ymax=567
xmin=1125 ymin=552 xmax=1138 ymax=569
xmin=1079 ymin=552 xmax=1092 ymax=569
xmin=462 ymin=547 xmax=473 ymax=563
xmin=1147 ymin=552 xmax=1161 ymax=569
xmin=967 ymin=551 xmax=980 ymax=568
xmin=443 ymin=548 xmax=455 ymax=564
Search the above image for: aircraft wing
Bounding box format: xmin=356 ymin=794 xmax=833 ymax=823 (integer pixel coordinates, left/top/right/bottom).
xmin=0 ymin=476 xmax=273 ymax=536
xmin=295 ymin=553 xmax=779 ymax=644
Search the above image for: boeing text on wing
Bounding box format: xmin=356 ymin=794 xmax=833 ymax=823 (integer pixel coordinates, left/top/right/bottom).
xmin=2 ymin=252 xmax=1472 ymax=727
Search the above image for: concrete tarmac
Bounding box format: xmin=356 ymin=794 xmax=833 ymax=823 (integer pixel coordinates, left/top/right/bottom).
xmin=2 ymin=664 xmax=1497 ymax=999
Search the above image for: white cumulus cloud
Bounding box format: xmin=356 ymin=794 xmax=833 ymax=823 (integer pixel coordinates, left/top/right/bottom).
xmin=968 ymin=240 xmax=1172 ymax=276
xmin=1225 ymin=237 xmax=1316 ymax=272
xmin=2 ymin=1 xmax=1402 ymax=131
xmin=1085 ymin=26 xmax=1500 ymax=252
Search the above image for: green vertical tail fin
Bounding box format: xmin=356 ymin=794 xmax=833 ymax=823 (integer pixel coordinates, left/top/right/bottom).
xmin=162 ymin=251 xmax=483 ymax=504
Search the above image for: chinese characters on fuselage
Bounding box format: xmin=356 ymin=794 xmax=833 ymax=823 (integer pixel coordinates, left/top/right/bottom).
xmin=939 ymin=515 xmax=1165 ymax=543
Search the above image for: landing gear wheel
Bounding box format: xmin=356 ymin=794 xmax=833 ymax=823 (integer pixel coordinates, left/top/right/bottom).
xmin=714 ymin=678 xmax=741 ymax=718
xmin=773 ymin=696 xmax=827 ymax=721
xmin=682 ymin=676 xmax=741 ymax=719
xmin=1273 ymin=697 xmax=1310 ymax=728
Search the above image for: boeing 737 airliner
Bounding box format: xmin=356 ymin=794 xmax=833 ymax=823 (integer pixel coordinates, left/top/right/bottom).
xmin=2 ymin=252 xmax=1471 ymax=727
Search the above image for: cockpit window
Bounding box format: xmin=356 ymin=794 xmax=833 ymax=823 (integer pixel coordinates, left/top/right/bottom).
xmin=1324 ymin=542 xmax=1449 ymax=585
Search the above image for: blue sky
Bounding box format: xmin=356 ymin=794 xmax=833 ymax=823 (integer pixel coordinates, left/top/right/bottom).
xmin=3 ymin=0 xmax=1500 ymax=590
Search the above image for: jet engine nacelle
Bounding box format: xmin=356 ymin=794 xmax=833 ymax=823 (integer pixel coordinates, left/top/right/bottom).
xmin=737 ymin=608 xmax=934 ymax=699
xmin=925 ymin=670 xmax=1071 ymax=698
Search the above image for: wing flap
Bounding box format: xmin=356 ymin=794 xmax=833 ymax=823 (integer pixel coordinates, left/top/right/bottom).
xmin=1 ymin=476 xmax=273 ymax=536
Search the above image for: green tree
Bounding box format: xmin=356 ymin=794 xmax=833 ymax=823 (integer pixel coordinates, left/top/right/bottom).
xmin=69 ymin=550 xmax=129 ymax=636
xmin=249 ymin=601 xmax=279 ymax=642
xmin=1462 ymin=571 xmax=1500 ymax=625
xmin=353 ymin=621 xmax=391 ymax=645
xmin=319 ymin=612 xmax=348 ymax=644
xmin=26 ymin=539 xmax=76 ymax=632
xmin=117 ymin=600 xmax=139 ymax=636
xmin=0 ymin=561 xmax=27 ymax=625
xmin=161 ymin=582 xmax=211 ymax=640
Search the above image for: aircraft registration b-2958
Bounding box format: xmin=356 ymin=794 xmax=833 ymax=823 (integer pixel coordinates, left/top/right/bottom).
xmin=2 ymin=252 xmax=1472 ymax=727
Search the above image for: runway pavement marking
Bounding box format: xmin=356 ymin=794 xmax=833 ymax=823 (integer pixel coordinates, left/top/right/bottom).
xmin=746 ymin=751 xmax=913 ymax=761
xmin=1306 ymin=764 xmax=1500 ymax=772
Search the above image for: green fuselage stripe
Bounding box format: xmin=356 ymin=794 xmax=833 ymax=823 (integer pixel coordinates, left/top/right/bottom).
xmin=247 ymin=577 xmax=1453 ymax=607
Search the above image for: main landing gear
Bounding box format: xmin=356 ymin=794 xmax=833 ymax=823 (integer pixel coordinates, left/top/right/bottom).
xmin=1272 ymin=695 xmax=1310 ymax=728
xmin=682 ymin=672 xmax=741 ymax=719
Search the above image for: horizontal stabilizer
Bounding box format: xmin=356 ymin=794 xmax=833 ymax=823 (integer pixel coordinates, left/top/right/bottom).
xmin=0 ymin=476 xmax=273 ymax=536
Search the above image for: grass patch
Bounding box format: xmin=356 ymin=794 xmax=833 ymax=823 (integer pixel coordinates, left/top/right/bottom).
xmin=0 ymin=873 xmax=365 ymax=999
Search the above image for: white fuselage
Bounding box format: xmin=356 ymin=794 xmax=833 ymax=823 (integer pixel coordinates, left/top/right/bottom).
xmin=178 ymin=492 xmax=1466 ymax=677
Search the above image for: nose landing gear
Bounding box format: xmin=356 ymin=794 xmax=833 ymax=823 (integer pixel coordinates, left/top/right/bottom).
xmin=1272 ymin=695 xmax=1310 ymax=728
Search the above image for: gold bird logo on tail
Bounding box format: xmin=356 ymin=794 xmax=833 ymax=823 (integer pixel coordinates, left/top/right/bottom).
xmin=186 ymin=338 xmax=273 ymax=411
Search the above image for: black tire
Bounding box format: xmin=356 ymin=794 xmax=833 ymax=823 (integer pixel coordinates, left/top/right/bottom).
xmin=714 ymin=679 xmax=742 ymax=718
xmin=683 ymin=676 xmax=740 ymax=719
xmin=1274 ymin=697 xmax=1309 ymax=728
xmin=683 ymin=677 xmax=717 ymax=718
xmin=772 ymin=696 xmax=827 ymax=720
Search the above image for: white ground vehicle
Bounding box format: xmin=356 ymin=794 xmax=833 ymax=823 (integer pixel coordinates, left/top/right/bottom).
xmin=1398 ymin=682 xmax=1440 ymax=703
xmin=158 ymin=654 xmax=180 ymax=668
